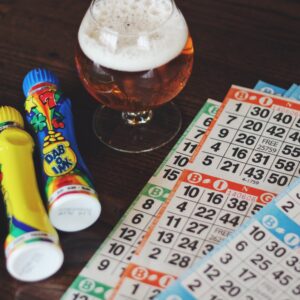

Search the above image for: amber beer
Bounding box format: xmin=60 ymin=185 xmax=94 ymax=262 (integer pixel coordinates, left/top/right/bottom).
xmin=75 ymin=0 xmax=194 ymax=112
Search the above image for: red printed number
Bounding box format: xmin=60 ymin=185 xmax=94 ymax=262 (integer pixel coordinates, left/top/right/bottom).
xmin=39 ymin=91 xmax=56 ymax=108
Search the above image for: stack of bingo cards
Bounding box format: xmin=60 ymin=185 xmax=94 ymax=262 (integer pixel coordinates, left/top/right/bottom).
xmin=62 ymin=81 xmax=300 ymax=300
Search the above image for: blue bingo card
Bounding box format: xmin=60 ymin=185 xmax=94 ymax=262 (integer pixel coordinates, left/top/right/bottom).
xmin=157 ymin=176 xmax=300 ymax=300
xmin=290 ymin=86 xmax=300 ymax=101
xmin=254 ymin=80 xmax=287 ymax=96
xmin=284 ymin=84 xmax=299 ymax=98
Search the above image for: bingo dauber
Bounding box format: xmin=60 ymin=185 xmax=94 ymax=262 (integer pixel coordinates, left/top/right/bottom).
xmin=0 ymin=106 xmax=63 ymax=282
xmin=23 ymin=69 xmax=101 ymax=232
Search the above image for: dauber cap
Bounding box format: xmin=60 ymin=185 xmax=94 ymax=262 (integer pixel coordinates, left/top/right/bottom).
xmin=0 ymin=106 xmax=24 ymax=129
xmin=23 ymin=68 xmax=60 ymax=97
xmin=7 ymin=241 xmax=64 ymax=282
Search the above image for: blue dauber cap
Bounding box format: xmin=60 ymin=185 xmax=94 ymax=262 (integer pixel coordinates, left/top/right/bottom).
xmin=23 ymin=68 xmax=60 ymax=97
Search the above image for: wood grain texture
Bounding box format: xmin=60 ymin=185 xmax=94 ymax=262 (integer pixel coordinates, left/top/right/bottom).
xmin=0 ymin=0 xmax=299 ymax=299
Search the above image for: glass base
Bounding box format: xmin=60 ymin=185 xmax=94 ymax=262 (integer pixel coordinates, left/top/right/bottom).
xmin=93 ymin=103 xmax=182 ymax=153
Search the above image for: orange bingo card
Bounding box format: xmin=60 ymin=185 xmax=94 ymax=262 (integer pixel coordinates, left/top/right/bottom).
xmin=113 ymin=171 xmax=275 ymax=299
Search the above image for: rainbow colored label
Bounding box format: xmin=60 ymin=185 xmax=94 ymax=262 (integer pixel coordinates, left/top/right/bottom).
xmin=23 ymin=70 xmax=100 ymax=232
xmin=25 ymin=84 xmax=95 ymax=204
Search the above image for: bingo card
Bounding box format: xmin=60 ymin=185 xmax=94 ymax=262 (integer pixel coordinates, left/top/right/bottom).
xmin=111 ymin=86 xmax=300 ymax=299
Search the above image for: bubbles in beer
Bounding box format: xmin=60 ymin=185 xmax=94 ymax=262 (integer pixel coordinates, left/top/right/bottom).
xmin=79 ymin=0 xmax=188 ymax=72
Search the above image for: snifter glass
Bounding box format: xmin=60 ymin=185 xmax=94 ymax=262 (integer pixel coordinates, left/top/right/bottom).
xmin=76 ymin=0 xmax=194 ymax=153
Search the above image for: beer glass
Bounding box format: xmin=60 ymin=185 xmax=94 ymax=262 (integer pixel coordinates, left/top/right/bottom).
xmin=76 ymin=0 xmax=194 ymax=153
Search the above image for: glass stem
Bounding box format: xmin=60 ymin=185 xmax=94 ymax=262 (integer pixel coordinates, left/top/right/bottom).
xmin=122 ymin=110 xmax=153 ymax=126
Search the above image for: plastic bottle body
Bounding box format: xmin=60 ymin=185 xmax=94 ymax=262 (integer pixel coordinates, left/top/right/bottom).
xmin=0 ymin=109 xmax=63 ymax=282
xmin=24 ymin=73 xmax=101 ymax=232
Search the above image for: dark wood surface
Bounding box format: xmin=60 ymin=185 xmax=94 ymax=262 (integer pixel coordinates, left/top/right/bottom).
xmin=0 ymin=0 xmax=300 ymax=299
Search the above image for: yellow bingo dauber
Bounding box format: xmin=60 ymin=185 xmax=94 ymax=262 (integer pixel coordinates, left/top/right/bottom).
xmin=0 ymin=106 xmax=63 ymax=282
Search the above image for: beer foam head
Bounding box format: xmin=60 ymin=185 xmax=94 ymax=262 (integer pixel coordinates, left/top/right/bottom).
xmin=78 ymin=0 xmax=188 ymax=72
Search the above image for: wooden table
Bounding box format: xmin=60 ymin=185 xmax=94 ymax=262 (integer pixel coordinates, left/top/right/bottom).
xmin=0 ymin=0 xmax=299 ymax=299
